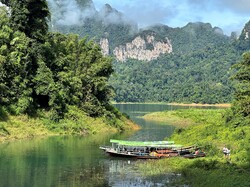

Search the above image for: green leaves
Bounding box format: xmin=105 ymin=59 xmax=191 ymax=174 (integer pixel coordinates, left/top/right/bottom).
xmin=229 ymin=51 xmax=250 ymax=126
xmin=7 ymin=0 xmax=50 ymax=43
xmin=34 ymin=59 xmax=54 ymax=96
xmin=110 ymin=44 xmax=237 ymax=103
xmin=0 ymin=4 xmax=115 ymax=121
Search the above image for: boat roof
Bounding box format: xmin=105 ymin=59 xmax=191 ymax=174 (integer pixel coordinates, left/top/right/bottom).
xmin=110 ymin=139 xmax=181 ymax=148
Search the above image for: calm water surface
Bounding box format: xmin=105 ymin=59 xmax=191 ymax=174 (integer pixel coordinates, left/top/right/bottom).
xmin=0 ymin=104 xmax=193 ymax=187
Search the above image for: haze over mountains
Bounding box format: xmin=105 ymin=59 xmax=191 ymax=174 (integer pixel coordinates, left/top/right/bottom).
xmin=47 ymin=0 xmax=243 ymax=61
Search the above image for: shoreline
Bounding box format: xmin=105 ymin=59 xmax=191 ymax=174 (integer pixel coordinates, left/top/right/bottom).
xmin=169 ymin=103 xmax=231 ymax=108
xmin=0 ymin=111 xmax=139 ymax=144
xmin=112 ymin=102 xmax=231 ymax=108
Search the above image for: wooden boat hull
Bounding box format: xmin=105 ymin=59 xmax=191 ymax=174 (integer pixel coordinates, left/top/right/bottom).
xmin=105 ymin=149 xmax=181 ymax=159
xmin=106 ymin=150 xmax=160 ymax=159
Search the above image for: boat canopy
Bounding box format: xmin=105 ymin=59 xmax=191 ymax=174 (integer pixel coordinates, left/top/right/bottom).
xmin=110 ymin=139 xmax=181 ymax=148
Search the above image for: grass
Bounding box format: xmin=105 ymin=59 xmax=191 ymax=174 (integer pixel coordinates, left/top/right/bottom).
xmin=0 ymin=114 xmax=54 ymax=142
xmin=143 ymin=110 xmax=195 ymax=128
xmin=137 ymin=108 xmax=250 ymax=187
xmin=0 ymin=106 xmax=139 ymax=143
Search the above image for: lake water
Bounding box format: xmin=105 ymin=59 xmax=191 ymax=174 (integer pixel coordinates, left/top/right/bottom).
xmin=0 ymin=104 xmax=194 ymax=187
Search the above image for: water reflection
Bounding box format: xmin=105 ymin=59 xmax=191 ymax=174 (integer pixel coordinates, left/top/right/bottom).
xmin=0 ymin=136 xmax=178 ymax=187
xmin=0 ymin=104 xmax=193 ymax=187
xmin=105 ymin=158 xmax=182 ymax=187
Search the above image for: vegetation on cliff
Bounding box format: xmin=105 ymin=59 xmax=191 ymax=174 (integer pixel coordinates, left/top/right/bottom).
xmin=108 ymin=22 xmax=247 ymax=104
xmin=110 ymin=43 xmax=239 ymax=103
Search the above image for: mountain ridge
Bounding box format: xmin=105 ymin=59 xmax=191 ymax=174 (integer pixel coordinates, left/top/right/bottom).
xmin=48 ymin=0 xmax=237 ymax=62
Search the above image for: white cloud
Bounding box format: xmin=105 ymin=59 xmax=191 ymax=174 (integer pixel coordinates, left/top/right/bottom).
xmin=47 ymin=0 xmax=96 ymax=25
xmin=92 ymin=0 xmax=250 ymax=35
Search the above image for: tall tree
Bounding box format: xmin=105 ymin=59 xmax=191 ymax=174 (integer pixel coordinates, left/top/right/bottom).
xmin=0 ymin=1 xmax=115 ymax=120
xmin=46 ymin=33 xmax=114 ymax=118
xmin=0 ymin=0 xmax=50 ymax=43
xmin=228 ymin=52 xmax=250 ymax=126
xmin=0 ymin=1 xmax=50 ymax=113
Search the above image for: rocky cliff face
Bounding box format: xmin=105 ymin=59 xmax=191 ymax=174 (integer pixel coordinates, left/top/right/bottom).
xmin=241 ymin=21 xmax=250 ymax=40
xmin=99 ymin=38 xmax=109 ymax=56
xmin=101 ymin=35 xmax=172 ymax=62
xmin=237 ymin=21 xmax=250 ymax=50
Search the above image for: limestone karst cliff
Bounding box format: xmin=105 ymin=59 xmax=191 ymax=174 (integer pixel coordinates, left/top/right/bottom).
xmin=100 ymin=35 xmax=172 ymax=61
xmin=100 ymin=38 xmax=109 ymax=56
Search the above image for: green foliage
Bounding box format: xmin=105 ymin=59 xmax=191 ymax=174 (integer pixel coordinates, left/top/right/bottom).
xmin=168 ymin=109 xmax=250 ymax=168
xmin=0 ymin=3 xmax=120 ymax=129
xmin=43 ymin=33 xmax=114 ymax=118
xmin=107 ymin=24 xmax=239 ymax=104
xmin=139 ymin=109 xmax=250 ymax=186
xmin=110 ymin=42 xmax=238 ymax=103
xmin=5 ymin=0 xmax=50 ymax=42
xmin=228 ymin=52 xmax=250 ymax=127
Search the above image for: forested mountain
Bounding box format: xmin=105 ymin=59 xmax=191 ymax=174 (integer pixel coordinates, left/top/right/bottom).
xmin=44 ymin=1 xmax=250 ymax=103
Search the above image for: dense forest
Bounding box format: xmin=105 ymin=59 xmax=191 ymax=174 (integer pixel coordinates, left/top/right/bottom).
xmin=109 ymin=22 xmax=249 ymax=103
xmin=110 ymin=45 xmax=239 ymax=103
xmin=0 ymin=0 xmax=123 ymax=125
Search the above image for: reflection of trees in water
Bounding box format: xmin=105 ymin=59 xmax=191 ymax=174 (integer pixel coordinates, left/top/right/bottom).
xmin=58 ymin=165 xmax=108 ymax=187
xmin=104 ymin=159 xmax=180 ymax=186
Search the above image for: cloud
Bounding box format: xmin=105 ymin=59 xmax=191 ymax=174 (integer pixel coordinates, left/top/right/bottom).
xmin=47 ymin=0 xmax=96 ymax=25
xmin=94 ymin=0 xmax=177 ymax=28
xmin=187 ymin=0 xmax=250 ymax=14
xmin=49 ymin=0 xmax=250 ymax=35
xmin=98 ymin=4 xmax=132 ymax=25
xmin=218 ymin=0 xmax=250 ymax=13
xmin=126 ymin=3 xmax=176 ymax=27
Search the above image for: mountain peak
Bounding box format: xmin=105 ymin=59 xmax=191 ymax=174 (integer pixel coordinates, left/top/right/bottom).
xmin=240 ymin=20 xmax=250 ymax=40
xmin=99 ymin=3 xmax=124 ymax=24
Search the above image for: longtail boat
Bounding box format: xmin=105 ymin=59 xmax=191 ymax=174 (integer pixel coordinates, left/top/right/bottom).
xmin=100 ymin=139 xmax=187 ymax=159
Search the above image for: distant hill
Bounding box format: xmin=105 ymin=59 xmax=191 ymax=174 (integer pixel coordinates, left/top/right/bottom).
xmin=48 ymin=0 xmax=250 ymax=104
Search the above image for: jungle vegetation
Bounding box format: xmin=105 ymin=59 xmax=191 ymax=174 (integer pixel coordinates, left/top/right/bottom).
xmin=0 ymin=0 xmax=132 ymax=140
xmin=109 ymin=23 xmax=246 ymax=104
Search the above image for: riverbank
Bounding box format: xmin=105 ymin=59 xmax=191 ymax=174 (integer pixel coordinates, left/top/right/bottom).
xmin=112 ymin=101 xmax=231 ymax=107
xmin=169 ymin=102 xmax=231 ymax=108
xmin=138 ymin=108 xmax=250 ymax=187
xmin=143 ymin=110 xmax=194 ymax=128
xmin=0 ymin=106 xmax=139 ymax=143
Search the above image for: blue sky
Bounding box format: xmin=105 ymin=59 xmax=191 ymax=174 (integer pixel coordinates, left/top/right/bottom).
xmin=93 ymin=0 xmax=250 ymax=35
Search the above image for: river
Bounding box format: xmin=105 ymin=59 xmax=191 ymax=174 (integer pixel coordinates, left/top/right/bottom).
xmin=0 ymin=104 xmax=193 ymax=187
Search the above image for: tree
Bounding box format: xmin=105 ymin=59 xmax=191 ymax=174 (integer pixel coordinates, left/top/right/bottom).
xmin=46 ymin=33 xmax=114 ymax=118
xmin=228 ymin=52 xmax=250 ymax=126
xmin=0 ymin=2 xmax=115 ymax=120
xmin=0 ymin=0 xmax=51 ymax=114
xmin=1 ymin=0 xmax=50 ymax=43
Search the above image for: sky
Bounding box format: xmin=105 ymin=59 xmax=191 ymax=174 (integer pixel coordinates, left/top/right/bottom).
xmin=92 ymin=0 xmax=250 ymax=36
